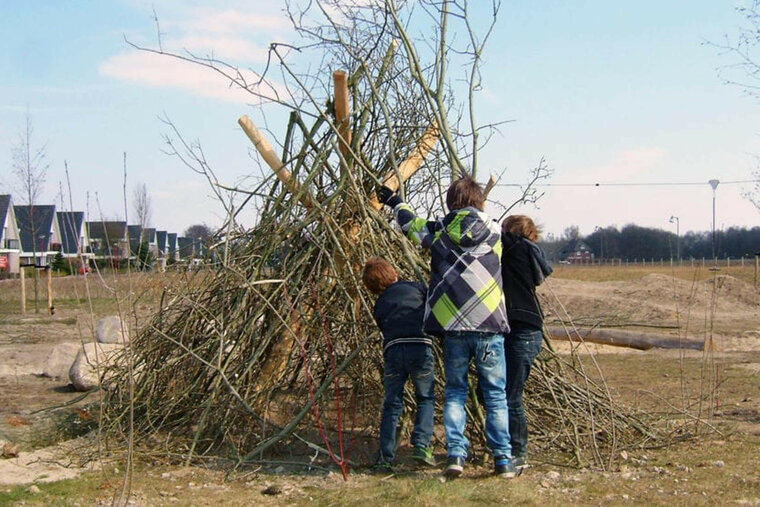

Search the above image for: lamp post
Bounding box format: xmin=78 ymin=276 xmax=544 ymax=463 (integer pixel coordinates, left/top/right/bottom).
xmin=669 ymin=215 xmax=679 ymax=262
xmin=708 ymin=179 xmax=720 ymax=261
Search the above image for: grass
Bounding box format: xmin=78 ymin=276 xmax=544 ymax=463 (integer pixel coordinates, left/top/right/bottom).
xmin=552 ymin=263 xmax=758 ymax=284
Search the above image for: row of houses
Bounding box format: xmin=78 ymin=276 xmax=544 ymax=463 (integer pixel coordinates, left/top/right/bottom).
xmin=0 ymin=194 xmax=205 ymax=275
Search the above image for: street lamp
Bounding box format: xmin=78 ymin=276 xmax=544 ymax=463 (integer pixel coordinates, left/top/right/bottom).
xmin=708 ymin=179 xmax=720 ymax=260
xmin=669 ymin=215 xmax=679 ymax=262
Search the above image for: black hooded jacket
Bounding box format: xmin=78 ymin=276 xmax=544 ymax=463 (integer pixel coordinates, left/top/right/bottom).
xmin=501 ymin=232 xmax=552 ymax=331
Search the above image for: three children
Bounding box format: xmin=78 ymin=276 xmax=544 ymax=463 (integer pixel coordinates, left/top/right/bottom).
xmin=373 ymin=177 xmax=517 ymax=478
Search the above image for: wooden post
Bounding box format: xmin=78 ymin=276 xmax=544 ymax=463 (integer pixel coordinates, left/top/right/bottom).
xmin=755 ymin=254 xmax=758 ymax=289
xmin=238 ymin=115 xmax=317 ymax=210
xmin=20 ymin=266 xmax=26 ymax=314
xmin=46 ymin=267 xmax=53 ymax=315
xmin=368 ymin=123 xmax=440 ymax=210
xmin=332 ymin=70 xmax=352 ymax=173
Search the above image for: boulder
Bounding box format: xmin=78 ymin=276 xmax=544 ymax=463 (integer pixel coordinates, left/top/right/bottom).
xmin=96 ymin=316 xmax=128 ymax=344
xmin=42 ymin=342 xmax=81 ymax=379
xmin=68 ymin=342 xmax=123 ymax=392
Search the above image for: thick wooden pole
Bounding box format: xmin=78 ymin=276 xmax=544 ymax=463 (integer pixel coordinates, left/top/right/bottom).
xmin=545 ymin=326 xmax=703 ymax=351
xmin=238 ymin=115 xmax=316 ymax=210
xmin=332 ymin=70 xmax=352 ymax=173
xmin=369 ymin=123 xmax=440 ymax=210
xmin=20 ymin=266 xmax=26 ymax=314
xmin=46 ymin=267 xmax=53 ymax=315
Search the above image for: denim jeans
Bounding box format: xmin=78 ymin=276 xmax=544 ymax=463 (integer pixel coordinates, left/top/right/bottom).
xmin=378 ymin=343 xmax=435 ymax=462
xmin=443 ymin=331 xmax=510 ymax=459
xmin=505 ymin=327 xmax=543 ymax=458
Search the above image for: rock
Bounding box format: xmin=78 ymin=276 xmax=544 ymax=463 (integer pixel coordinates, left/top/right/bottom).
xmin=27 ymin=485 xmax=41 ymax=494
xmin=712 ymin=460 xmax=725 ymax=467
xmin=42 ymin=342 xmax=81 ymax=379
xmin=96 ymin=316 xmax=128 ymax=344
xmin=2 ymin=442 xmax=19 ymax=458
xmin=262 ymin=485 xmax=282 ymax=496
xmin=68 ymin=342 xmax=123 ymax=392
xmin=545 ymin=471 xmax=561 ymax=481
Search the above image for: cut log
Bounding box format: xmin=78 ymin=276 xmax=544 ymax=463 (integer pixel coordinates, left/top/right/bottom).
xmin=333 ymin=70 xmax=352 ymax=172
xmin=369 ymin=123 xmax=440 ymax=210
xmin=545 ymin=326 xmax=704 ymax=351
xmin=238 ymin=115 xmax=317 ymax=210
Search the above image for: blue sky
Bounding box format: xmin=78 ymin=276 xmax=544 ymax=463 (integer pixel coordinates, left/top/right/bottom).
xmin=1 ymin=1 xmax=758 ymax=238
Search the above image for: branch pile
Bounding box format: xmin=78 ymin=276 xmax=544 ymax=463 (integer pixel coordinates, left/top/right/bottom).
xmin=102 ymin=1 xmax=662 ymax=471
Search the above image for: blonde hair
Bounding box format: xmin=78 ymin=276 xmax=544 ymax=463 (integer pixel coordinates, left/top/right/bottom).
xmin=502 ymin=215 xmax=540 ymax=242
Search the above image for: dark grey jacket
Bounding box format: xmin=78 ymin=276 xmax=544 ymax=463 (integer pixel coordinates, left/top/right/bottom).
xmin=373 ymin=281 xmax=433 ymax=352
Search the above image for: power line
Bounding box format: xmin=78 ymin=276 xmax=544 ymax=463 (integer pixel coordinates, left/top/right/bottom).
xmin=493 ymin=179 xmax=760 ymax=188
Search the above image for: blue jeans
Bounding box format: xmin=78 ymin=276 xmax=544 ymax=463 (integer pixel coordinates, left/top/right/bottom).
xmin=505 ymin=327 xmax=543 ymax=458
xmin=443 ymin=331 xmax=510 ymax=459
xmin=378 ymin=343 xmax=435 ymax=462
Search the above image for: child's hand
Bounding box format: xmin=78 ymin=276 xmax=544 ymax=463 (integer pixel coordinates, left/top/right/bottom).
xmin=377 ymin=186 xmax=402 ymax=207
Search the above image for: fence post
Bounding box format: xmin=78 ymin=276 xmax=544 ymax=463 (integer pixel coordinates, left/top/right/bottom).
xmin=20 ymin=266 xmax=26 ymax=314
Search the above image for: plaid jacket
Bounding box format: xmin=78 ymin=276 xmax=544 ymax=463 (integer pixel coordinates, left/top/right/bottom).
xmin=393 ymin=202 xmax=509 ymax=337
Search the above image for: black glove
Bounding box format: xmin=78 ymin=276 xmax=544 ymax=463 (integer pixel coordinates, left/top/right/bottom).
xmin=377 ymin=186 xmax=402 ymax=207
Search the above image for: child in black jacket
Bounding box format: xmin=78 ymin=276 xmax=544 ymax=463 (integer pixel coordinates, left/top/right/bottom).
xmin=362 ymin=257 xmax=436 ymax=470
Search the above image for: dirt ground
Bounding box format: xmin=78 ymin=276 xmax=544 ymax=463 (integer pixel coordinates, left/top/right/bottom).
xmin=0 ymin=270 xmax=759 ymax=504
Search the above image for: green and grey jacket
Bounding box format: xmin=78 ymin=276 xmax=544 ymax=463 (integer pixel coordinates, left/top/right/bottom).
xmin=392 ymin=202 xmax=509 ymax=337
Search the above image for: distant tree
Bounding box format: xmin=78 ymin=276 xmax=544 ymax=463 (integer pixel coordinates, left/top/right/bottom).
xmin=135 ymin=241 xmax=153 ymax=271
xmin=562 ymin=225 xmax=580 ymax=241
xmin=12 ymin=107 xmax=48 ymax=313
xmin=132 ymin=182 xmax=152 ymax=229
xmin=184 ymin=223 xmax=214 ymax=244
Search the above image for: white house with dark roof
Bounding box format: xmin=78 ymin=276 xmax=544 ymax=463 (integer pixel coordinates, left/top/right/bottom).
xmin=14 ymin=204 xmax=61 ymax=267
xmin=56 ymin=211 xmax=92 ymax=262
xmin=0 ymin=195 xmax=22 ymax=275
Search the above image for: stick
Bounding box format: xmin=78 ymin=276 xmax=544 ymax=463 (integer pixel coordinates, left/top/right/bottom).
xmin=238 ymin=115 xmax=317 ymax=210
xmin=545 ymin=326 xmax=703 ymax=351
xmin=369 ymin=123 xmax=440 ymax=210
xmin=333 ymin=70 xmax=352 ymax=173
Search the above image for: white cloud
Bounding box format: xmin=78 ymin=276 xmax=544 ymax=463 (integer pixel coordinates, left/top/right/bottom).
xmin=556 ymin=146 xmax=668 ymax=184
xmin=172 ymin=8 xmax=291 ymax=34
xmin=99 ymin=50 xmax=281 ymax=104
xmin=101 ymin=5 xmax=291 ymax=103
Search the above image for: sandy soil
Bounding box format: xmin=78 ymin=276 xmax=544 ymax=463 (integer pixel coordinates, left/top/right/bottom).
xmin=0 ymin=273 xmax=758 ymax=488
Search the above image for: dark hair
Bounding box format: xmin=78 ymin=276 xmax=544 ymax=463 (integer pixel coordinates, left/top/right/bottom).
xmin=502 ymin=215 xmax=540 ymax=242
xmin=362 ymin=257 xmax=398 ymax=295
xmin=446 ymin=176 xmax=485 ymax=211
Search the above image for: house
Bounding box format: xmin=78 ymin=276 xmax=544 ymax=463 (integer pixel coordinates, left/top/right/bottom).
xmin=14 ymin=205 xmax=61 ymax=267
xmin=87 ymin=221 xmax=128 ymax=262
xmin=167 ymin=233 xmax=178 ymax=262
xmin=177 ymin=237 xmax=195 ymax=260
xmin=559 ymin=238 xmax=595 ymax=264
xmin=56 ymin=211 xmax=92 ymax=262
xmin=155 ymin=230 xmax=167 ymax=258
xmin=127 ymin=225 xmax=143 ymax=257
xmin=142 ymin=227 xmax=158 ymax=257
xmin=0 ymin=195 xmax=22 ymax=275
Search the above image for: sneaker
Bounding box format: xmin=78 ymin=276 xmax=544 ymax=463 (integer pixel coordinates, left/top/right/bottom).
xmin=493 ymin=456 xmax=518 ymax=478
xmin=411 ymin=446 xmax=437 ymax=467
xmin=512 ymin=455 xmax=529 ymax=470
xmin=370 ymin=460 xmax=394 ymax=473
xmin=444 ymin=456 xmax=466 ymax=479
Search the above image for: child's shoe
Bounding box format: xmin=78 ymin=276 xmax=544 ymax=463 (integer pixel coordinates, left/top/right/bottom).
xmin=411 ymin=445 xmax=436 ymax=467
xmin=444 ymin=456 xmax=466 ymax=478
xmin=493 ymin=455 xmax=518 ymax=478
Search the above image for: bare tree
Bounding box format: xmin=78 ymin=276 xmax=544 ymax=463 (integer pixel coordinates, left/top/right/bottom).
xmin=132 ymin=182 xmax=152 ymax=229
xmin=713 ymin=1 xmax=760 ymax=212
xmin=183 ymin=223 xmax=214 ymax=243
xmin=12 ymin=107 xmax=48 ymax=313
